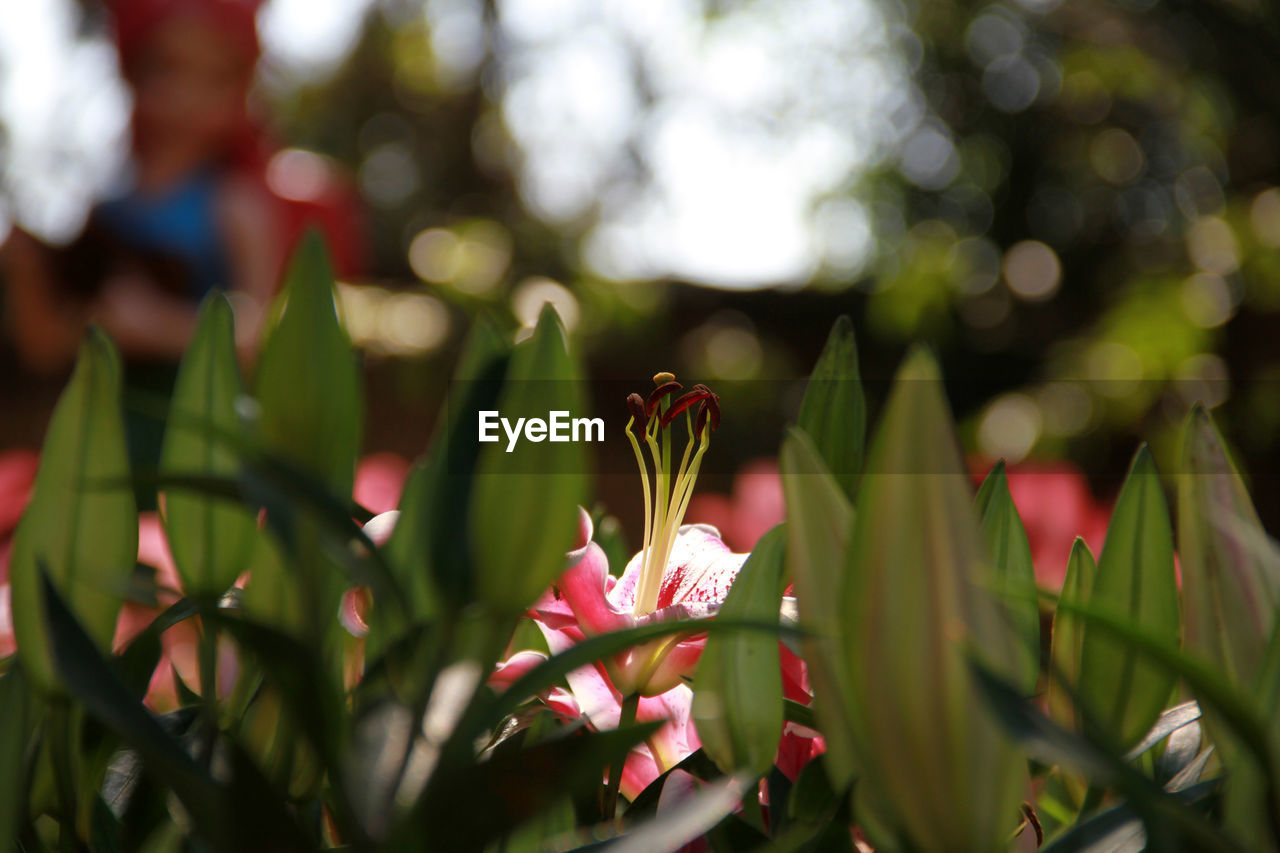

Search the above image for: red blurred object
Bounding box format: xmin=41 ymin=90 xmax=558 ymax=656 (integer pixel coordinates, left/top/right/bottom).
xmin=972 ymin=458 xmax=1111 ymax=590
xmin=109 ymin=0 xmax=264 ymax=69
xmin=0 ymin=450 xmax=39 ymax=547
xmin=353 ymin=452 xmax=410 ymax=516
xmin=686 ymin=458 xmax=784 ymax=552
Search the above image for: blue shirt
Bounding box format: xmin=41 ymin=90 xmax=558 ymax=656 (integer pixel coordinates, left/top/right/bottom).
xmin=96 ymin=168 xmax=232 ymax=300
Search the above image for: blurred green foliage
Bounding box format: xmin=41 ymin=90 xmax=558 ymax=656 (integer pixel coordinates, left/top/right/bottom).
xmin=248 ymin=0 xmax=1280 ymax=530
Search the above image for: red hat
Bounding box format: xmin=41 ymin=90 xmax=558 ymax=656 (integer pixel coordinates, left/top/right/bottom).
xmin=108 ymin=0 xmax=264 ymax=69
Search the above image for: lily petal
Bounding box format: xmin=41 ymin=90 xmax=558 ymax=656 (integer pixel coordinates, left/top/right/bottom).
xmin=610 ymin=524 xmax=744 ymax=613
xmin=558 ymin=541 xmax=635 ymax=636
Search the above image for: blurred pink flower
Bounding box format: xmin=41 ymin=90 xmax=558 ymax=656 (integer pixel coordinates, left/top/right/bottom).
xmin=354 ymin=452 xmax=410 ymax=516
xmin=686 ymin=459 xmax=784 ymax=552
xmin=0 ymin=451 xmax=411 ymax=704
xmin=0 ymin=450 xmax=41 ymax=659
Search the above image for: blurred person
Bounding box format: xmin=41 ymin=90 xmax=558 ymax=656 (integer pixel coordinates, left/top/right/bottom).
xmin=0 ymin=0 xmax=363 ymax=489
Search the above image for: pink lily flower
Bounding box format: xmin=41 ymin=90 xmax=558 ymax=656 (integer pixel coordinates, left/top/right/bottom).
xmin=521 ymin=512 xmax=823 ymax=800
xmin=494 ymin=375 xmax=823 ymax=801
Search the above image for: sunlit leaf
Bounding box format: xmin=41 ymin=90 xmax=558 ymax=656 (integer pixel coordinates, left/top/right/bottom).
xmin=796 ymin=314 xmax=865 ymax=501
xmin=779 ymin=428 xmax=858 ymax=792
xmin=842 ymin=347 xmax=1026 ymax=852
xmin=255 ymin=231 xmax=362 ymax=498
xmin=469 ymin=305 xmax=586 ymax=614
xmin=160 ymin=293 xmax=256 ymax=596
xmin=1048 ymin=537 xmax=1096 ymax=731
xmin=974 ymin=459 xmax=1040 ymax=692
xmin=1178 ymin=404 xmax=1279 ymax=685
xmin=253 ymin=233 xmax=364 ymax=662
xmin=1078 ymin=445 xmax=1179 ymax=750
xmin=693 ymin=524 xmax=786 ymax=777
xmin=10 ymin=330 xmax=138 ymax=693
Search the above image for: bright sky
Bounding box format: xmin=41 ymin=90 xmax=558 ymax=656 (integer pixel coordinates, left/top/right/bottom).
xmin=0 ymin=0 xmax=915 ymax=289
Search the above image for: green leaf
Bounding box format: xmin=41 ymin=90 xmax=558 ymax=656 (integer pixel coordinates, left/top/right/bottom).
xmin=488 ymin=796 xmax=575 ymax=853
xmin=600 ymin=773 xmax=751 ymax=853
xmin=10 ymin=330 xmax=138 ymax=693
xmin=1177 ymin=406 xmax=1280 ymax=843
xmin=974 ymin=460 xmax=1041 ymax=692
xmin=203 ymin=609 xmax=348 ymax=780
xmin=392 ymin=724 xmax=664 ymax=851
xmin=160 ymin=294 xmax=257 ymax=596
xmin=969 ymin=658 xmax=1233 ymax=853
xmin=469 ymin=305 xmax=586 ymax=614
xmin=842 ymin=347 xmax=1027 ymax=853
xmin=1049 ymin=592 xmax=1274 ymax=772
xmin=1048 ymin=538 xmax=1097 ymax=731
xmin=255 ymin=230 xmax=362 ymax=499
xmin=252 ymin=236 xmax=367 ymax=667
xmin=36 ymin=571 xmax=228 ymax=846
xmin=796 ymin=315 xmax=866 ymax=501
xmin=382 ymin=315 xmax=510 ymax=622
xmin=778 ymin=429 xmax=858 ymax=792
xmin=693 ymin=524 xmax=787 ymax=777
xmin=1178 ymin=404 xmax=1279 ymax=685
xmin=0 ymin=665 xmax=34 ymax=851
xmin=1078 ymin=445 xmax=1180 ymax=749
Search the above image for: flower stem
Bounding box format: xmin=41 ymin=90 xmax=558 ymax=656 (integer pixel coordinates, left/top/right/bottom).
xmin=603 ymin=692 xmax=641 ymax=819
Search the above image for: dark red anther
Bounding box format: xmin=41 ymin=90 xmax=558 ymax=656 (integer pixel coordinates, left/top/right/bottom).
xmin=627 ymin=393 xmax=647 ymax=433
xmin=701 ymin=391 xmax=721 ymax=432
xmin=660 ymin=386 xmax=715 ymax=427
xmin=693 ymin=393 xmax=721 ymax=435
xmin=645 ymin=381 xmax=683 ymax=418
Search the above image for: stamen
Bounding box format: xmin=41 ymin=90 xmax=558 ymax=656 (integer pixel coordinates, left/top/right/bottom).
xmin=626 ymin=393 xmax=647 ymax=434
xmin=645 ymin=381 xmax=683 ymax=418
xmin=624 ymin=413 xmax=653 ymax=596
xmin=659 ymin=386 xmax=714 ymax=428
xmin=624 ymin=373 xmax=720 ymax=618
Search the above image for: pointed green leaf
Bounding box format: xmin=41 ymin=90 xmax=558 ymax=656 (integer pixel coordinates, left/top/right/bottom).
xmin=974 ymin=460 xmax=1040 ymax=692
xmin=842 ymin=348 xmax=1026 ymax=853
xmin=693 ymin=524 xmax=786 ymax=777
xmin=1048 ymin=537 xmax=1096 ymax=730
xmin=255 ymin=231 xmax=362 ymax=499
xmin=796 ymin=315 xmax=865 ymax=501
xmin=1177 ymin=404 xmax=1279 ymax=685
xmin=160 ymin=294 xmax=257 ymax=596
xmin=469 ymin=306 xmax=586 ymax=614
xmin=253 ymin=233 xmax=363 ymax=665
xmin=1078 ymin=445 xmax=1180 ymax=749
xmin=10 ymin=330 xmax=138 ymax=693
xmin=779 ymin=429 xmax=858 ymax=792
